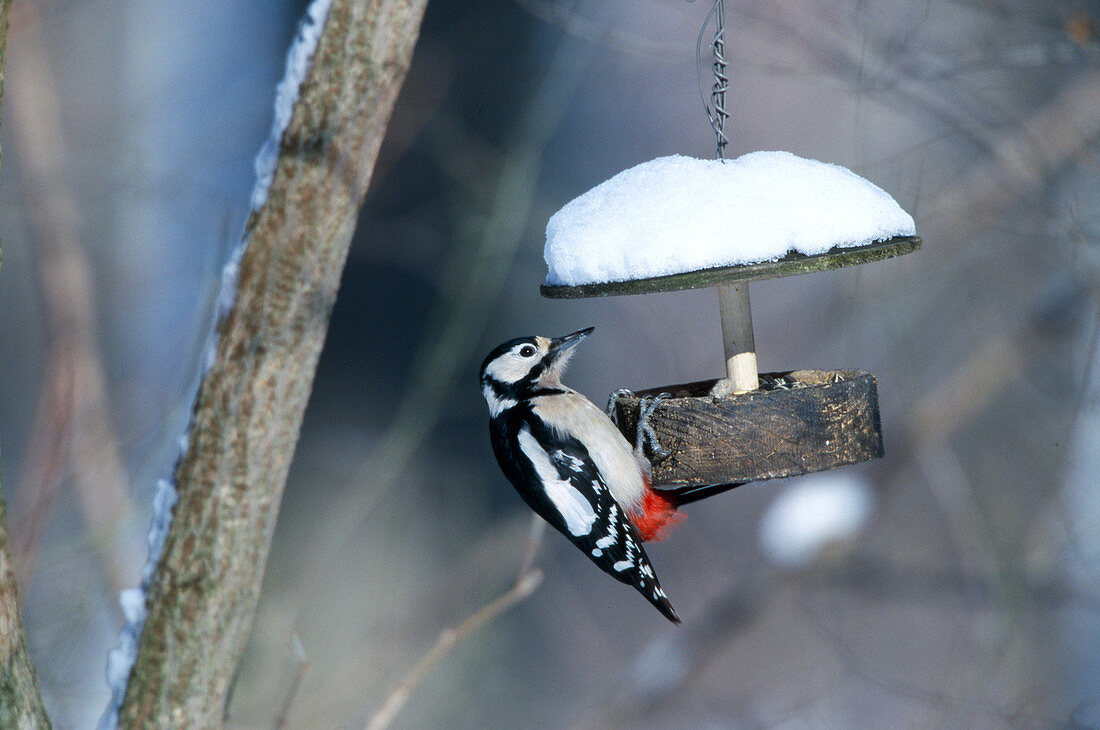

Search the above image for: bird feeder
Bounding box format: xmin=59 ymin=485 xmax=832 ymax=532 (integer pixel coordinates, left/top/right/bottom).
xmin=540 ymin=152 xmax=920 ymax=486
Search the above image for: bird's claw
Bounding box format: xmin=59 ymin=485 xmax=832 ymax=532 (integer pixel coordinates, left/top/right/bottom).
xmin=606 ymin=388 xmax=636 ymax=425
xmin=636 ymin=392 xmax=672 ymax=459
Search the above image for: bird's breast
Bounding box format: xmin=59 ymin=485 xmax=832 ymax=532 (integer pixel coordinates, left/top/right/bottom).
xmin=529 ymin=391 xmax=646 ymax=511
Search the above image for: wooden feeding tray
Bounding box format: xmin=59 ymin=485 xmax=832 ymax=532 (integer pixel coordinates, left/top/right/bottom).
xmin=609 ymin=370 xmax=882 ymax=485
xmin=542 ymin=235 xmax=920 ymax=485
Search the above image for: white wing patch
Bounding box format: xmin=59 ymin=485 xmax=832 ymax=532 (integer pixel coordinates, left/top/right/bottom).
xmin=552 ymin=450 xmax=586 ymax=473
xmin=518 ymin=427 xmax=596 ymax=537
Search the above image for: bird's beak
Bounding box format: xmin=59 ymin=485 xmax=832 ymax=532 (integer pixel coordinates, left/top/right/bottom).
xmin=549 ymin=326 xmax=594 ymax=357
xmin=540 ymin=327 xmax=593 ymax=385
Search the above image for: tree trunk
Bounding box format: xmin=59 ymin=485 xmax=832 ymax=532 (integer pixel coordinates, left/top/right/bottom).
xmin=116 ymin=1 xmax=429 ymax=726
xmin=0 ymin=1 xmax=54 ymax=725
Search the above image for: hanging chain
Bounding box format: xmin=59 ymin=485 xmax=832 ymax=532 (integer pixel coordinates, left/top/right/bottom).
xmin=698 ymin=0 xmax=729 ymax=160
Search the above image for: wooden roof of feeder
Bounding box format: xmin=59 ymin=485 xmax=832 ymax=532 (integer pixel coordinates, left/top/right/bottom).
xmin=541 ymin=235 xmax=920 ymax=298
xmin=538 ymin=154 xmax=921 ymax=487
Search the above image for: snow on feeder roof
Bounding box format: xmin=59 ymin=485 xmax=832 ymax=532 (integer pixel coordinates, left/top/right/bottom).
xmin=542 ymin=151 xmax=918 ymax=297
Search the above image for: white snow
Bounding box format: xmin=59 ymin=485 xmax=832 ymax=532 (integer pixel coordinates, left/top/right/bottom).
xmin=144 ymin=478 xmax=180 ymax=584
xmin=544 ymin=152 xmax=916 ymax=287
xmin=758 ymin=472 xmax=876 ymax=569
xmin=118 ymin=588 xmax=147 ymax=625
xmin=99 ymin=477 xmax=180 ymax=730
xmin=251 ymin=0 xmax=334 ymax=211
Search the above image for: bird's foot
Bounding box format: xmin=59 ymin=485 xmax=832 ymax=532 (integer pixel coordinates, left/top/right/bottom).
xmin=606 ymin=388 xmax=636 ymax=425
xmin=636 ymin=393 xmax=672 ymax=459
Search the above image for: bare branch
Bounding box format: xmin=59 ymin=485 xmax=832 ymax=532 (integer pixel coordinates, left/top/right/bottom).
xmin=364 ymin=516 xmax=546 ymax=730
xmin=365 ymin=569 xmax=544 ymax=730
xmin=272 ymin=635 xmax=308 ymax=730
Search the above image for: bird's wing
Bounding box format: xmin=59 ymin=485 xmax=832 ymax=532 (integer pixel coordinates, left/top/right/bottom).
xmin=528 ymin=389 xmax=647 ymax=509
xmin=511 ymin=416 xmax=679 ymax=623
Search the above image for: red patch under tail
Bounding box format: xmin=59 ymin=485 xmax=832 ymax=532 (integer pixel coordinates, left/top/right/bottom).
xmin=630 ymin=475 xmax=684 ymax=542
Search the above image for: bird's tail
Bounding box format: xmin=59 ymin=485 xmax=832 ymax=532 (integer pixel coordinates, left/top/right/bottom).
xmin=663 ymin=481 xmax=748 ymax=507
xmin=650 ymin=589 xmax=681 ymax=624
xmin=632 ymin=478 xmax=749 ymax=542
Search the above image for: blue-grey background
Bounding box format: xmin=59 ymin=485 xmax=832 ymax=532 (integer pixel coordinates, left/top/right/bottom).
xmin=1 ymin=0 xmax=1098 ymax=726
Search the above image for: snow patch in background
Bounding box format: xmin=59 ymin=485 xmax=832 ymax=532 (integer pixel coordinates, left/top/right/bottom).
xmin=544 ymin=152 xmax=915 ymax=286
xmin=758 ymin=472 xmax=876 ymax=569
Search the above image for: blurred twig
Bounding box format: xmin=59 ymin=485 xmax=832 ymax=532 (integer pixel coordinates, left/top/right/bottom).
xmin=272 ymin=634 xmax=308 ymax=730
xmin=808 ymin=557 xmax=1100 ymax=613
xmin=583 ymin=554 xmax=1100 ymax=727
xmin=362 ymin=515 xmax=544 ymax=730
xmin=517 ymin=513 xmax=547 ymax=579
xmin=796 ymin=599 xmax=1025 ymax=723
xmin=898 ymin=280 xmax=1091 ymax=568
xmin=115 ymin=1 xmax=429 ymax=726
xmin=365 ymin=569 xmax=544 ymax=730
xmin=868 ymin=66 xmax=1100 ymax=577
xmin=7 ymin=2 xmax=139 ymax=593
xmin=797 ymin=584 xmax=1073 ymax=726
xmin=512 ymin=0 xmax=685 ymax=57
xmin=928 ymin=70 xmax=1100 ymax=227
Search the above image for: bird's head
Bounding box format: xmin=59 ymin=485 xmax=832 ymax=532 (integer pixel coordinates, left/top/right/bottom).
xmin=479 ymin=327 xmax=593 ymax=414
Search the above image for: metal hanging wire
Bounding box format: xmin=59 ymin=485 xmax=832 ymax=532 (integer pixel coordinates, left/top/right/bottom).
xmin=697 ymin=0 xmax=729 ymax=160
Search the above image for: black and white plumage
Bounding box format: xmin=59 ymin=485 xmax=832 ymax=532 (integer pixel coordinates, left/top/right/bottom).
xmin=479 ymin=327 xmax=683 ymax=623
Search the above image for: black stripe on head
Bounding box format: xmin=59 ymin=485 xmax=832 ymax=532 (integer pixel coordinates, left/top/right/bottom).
xmin=480 ymin=336 xmax=538 ymax=380
xmin=479 ymin=335 xmax=550 ymax=394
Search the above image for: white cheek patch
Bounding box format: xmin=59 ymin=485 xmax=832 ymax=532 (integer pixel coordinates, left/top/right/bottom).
xmin=518 ymin=427 xmax=596 ymax=537
xmin=482 ymin=384 xmax=517 ymax=417
xmin=485 ymin=347 xmax=541 ymax=385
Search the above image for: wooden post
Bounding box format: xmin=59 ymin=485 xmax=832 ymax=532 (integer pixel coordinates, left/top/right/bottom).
xmin=715 ymin=281 xmax=758 ymax=395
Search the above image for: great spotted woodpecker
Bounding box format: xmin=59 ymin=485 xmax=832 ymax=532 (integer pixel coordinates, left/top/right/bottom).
xmin=480 ymin=326 xmax=744 ymax=623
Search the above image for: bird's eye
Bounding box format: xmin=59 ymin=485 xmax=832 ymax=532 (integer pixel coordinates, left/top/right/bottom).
xmin=519 ymin=345 xmax=537 ymax=358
